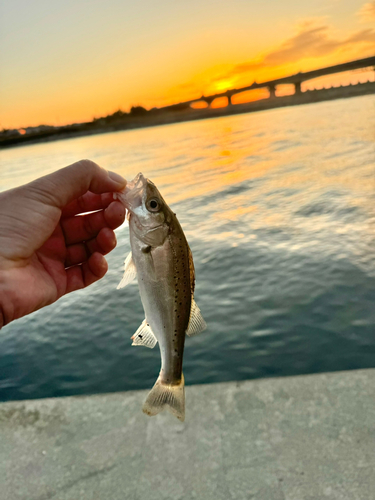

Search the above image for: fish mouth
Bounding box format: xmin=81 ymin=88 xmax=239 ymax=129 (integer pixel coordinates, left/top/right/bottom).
xmin=126 ymin=172 xmax=146 ymax=192
xmin=120 ymin=172 xmax=147 ymax=211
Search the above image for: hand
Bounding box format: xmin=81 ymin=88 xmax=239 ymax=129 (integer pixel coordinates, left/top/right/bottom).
xmin=0 ymin=159 xmax=127 ymax=328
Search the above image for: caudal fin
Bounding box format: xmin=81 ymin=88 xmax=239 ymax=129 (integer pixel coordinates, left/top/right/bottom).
xmin=142 ymin=374 xmax=185 ymax=422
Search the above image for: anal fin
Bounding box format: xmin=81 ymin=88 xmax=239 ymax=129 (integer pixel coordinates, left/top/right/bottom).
xmin=131 ymin=320 xmax=158 ymax=348
xmin=117 ymin=252 xmax=137 ymax=289
xmin=186 ymin=298 xmax=207 ymax=337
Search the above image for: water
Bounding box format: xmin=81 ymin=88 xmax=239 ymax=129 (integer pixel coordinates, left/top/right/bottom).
xmin=0 ymin=96 xmax=374 ymax=402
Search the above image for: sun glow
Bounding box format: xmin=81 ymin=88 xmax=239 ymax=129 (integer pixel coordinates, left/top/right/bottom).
xmin=211 ymin=97 xmax=229 ymax=108
xmin=1 ymin=0 xmax=373 ymax=129
xmin=190 ymin=101 xmax=209 ymax=109
xmin=213 ymin=79 xmax=235 ymax=92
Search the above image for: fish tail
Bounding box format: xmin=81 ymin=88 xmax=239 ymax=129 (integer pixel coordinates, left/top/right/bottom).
xmin=142 ymin=373 xmax=185 ymax=422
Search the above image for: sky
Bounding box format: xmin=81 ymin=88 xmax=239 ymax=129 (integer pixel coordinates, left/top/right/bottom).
xmin=0 ymin=0 xmax=374 ymax=129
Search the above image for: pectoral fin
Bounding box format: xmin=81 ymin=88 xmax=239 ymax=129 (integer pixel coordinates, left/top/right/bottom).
xmin=131 ymin=320 xmax=158 ymax=348
xmin=186 ymin=299 xmax=207 ymax=336
xmin=117 ymin=252 xmax=137 ymax=289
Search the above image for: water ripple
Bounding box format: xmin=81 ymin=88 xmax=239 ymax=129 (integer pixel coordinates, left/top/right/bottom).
xmin=0 ymin=96 xmax=374 ymax=401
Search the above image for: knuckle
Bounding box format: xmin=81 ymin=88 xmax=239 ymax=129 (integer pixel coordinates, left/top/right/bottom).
xmin=83 ymin=212 xmax=101 ymax=235
xmin=83 ymin=214 xmax=95 ymax=235
xmin=79 ymin=159 xmax=101 ymax=175
xmin=77 ymin=195 xmax=86 ymax=212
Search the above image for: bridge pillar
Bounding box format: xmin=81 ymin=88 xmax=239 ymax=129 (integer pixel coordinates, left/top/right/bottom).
xmin=294 ymin=81 xmax=302 ymax=94
xmin=268 ymin=84 xmax=276 ymax=98
xmin=227 ymin=94 xmax=233 ymax=105
xmin=205 ymin=97 xmax=215 ymax=107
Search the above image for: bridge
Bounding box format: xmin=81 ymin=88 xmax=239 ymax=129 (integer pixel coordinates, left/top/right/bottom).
xmin=163 ymin=56 xmax=375 ymax=110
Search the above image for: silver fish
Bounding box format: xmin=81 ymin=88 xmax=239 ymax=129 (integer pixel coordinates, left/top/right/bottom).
xmin=115 ymin=173 xmax=206 ymax=421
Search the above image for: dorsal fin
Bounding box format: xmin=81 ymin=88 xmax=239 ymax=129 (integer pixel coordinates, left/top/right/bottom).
xmin=186 ymin=299 xmax=207 ymax=336
xmin=188 ymin=245 xmax=195 ymax=295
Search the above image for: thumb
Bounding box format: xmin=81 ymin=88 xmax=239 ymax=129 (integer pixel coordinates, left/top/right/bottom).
xmin=28 ymin=159 xmax=127 ymax=208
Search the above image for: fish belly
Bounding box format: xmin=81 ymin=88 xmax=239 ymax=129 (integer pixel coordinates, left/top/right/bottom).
xmin=131 ymin=234 xmax=191 ymax=384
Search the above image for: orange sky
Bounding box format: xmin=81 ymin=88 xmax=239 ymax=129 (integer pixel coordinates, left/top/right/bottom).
xmin=0 ymin=0 xmax=374 ymax=129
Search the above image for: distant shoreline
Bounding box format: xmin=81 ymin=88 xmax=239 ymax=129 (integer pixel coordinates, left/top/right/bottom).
xmin=1 ymin=82 xmax=374 ymax=149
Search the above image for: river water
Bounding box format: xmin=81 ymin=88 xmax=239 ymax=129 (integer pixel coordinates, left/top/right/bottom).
xmin=0 ymin=96 xmax=374 ymax=401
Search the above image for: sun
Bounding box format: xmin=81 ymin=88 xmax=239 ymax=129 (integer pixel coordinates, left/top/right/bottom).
xmin=213 ymin=79 xmax=235 ymax=92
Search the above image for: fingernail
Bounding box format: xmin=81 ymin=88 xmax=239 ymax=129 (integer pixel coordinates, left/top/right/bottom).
xmin=108 ymin=170 xmax=127 ymax=187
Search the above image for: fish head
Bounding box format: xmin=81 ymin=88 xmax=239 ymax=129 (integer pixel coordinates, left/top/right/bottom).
xmin=117 ymin=172 xmax=171 ymax=247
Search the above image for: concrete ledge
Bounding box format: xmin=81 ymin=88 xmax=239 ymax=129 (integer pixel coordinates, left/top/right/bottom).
xmin=1 ymin=369 xmax=375 ymax=500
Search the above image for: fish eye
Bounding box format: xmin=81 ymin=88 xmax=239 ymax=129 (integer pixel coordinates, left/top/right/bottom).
xmin=147 ymin=198 xmax=161 ymax=212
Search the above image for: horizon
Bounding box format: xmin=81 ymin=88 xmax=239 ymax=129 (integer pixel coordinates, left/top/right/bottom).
xmin=1 ymin=0 xmax=374 ymax=130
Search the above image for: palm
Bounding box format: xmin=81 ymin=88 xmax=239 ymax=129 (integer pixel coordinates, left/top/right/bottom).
xmin=6 ymin=236 xmax=66 ymax=318
xmin=26 ymin=224 xmax=69 ymax=309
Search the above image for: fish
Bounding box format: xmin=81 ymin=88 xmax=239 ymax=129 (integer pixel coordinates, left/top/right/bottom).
xmin=115 ymin=173 xmax=206 ymax=421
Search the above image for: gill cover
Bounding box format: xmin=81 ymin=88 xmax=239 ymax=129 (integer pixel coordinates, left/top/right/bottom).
xmin=117 ymin=172 xmax=170 ymax=247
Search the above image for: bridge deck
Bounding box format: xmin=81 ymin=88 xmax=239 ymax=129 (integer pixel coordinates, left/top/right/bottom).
xmin=170 ymin=56 xmax=375 ymax=106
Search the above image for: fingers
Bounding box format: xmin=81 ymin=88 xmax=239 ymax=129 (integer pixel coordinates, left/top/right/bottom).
xmin=65 ymin=253 xmax=108 ymax=294
xmin=27 ymin=159 xmax=126 ymax=209
xmin=61 ymin=191 xmax=115 ymax=218
xmin=61 ymin=200 xmax=125 ymax=246
xmin=65 ymin=228 xmax=116 ymax=267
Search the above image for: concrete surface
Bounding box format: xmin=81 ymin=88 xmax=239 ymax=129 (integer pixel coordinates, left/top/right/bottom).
xmin=1 ymin=369 xmax=375 ymax=500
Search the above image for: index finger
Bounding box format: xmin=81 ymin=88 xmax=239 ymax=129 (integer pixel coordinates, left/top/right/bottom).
xmin=27 ymin=160 xmax=127 ymax=209
xmin=61 ymin=191 xmax=115 ymax=218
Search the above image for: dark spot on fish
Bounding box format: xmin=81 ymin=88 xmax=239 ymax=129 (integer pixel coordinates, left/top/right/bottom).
xmin=139 ymin=335 xmax=143 ymax=339
xmin=179 ymin=302 xmax=182 ymax=305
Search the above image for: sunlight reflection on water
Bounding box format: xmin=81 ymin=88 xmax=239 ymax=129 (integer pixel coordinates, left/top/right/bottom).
xmin=0 ymin=96 xmax=374 ymax=401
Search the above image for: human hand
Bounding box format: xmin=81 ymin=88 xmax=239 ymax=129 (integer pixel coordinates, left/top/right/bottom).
xmin=0 ymin=160 xmax=126 ymax=328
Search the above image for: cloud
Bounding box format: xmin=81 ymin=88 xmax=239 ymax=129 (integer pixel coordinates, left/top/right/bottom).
xmin=175 ymin=82 xmax=196 ymax=90
xmin=227 ymin=60 xmax=264 ymax=76
xmin=173 ymin=19 xmax=375 ymax=100
xmin=263 ymin=25 xmax=340 ymax=65
xmin=346 ymin=28 xmax=375 ymax=43
xmin=358 ymin=1 xmax=375 ymax=21
xmin=224 ymin=20 xmax=375 ymax=81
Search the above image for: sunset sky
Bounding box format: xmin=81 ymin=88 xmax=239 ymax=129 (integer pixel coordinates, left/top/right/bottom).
xmin=1 ymin=0 xmax=374 ymax=129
